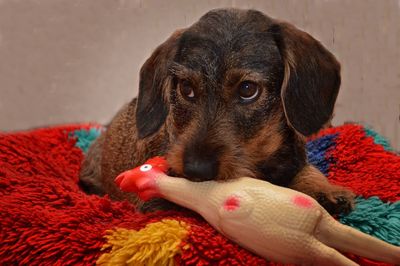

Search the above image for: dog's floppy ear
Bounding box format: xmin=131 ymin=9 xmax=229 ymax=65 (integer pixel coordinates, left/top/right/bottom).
xmin=136 ymin=30 xmax=184 ymax=139
xmin=271 ymin=22 xmax=341 ymax=136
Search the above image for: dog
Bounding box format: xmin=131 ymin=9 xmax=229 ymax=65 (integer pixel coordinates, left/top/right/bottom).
xmin=79 ymin=8 xmax=355 ymax=214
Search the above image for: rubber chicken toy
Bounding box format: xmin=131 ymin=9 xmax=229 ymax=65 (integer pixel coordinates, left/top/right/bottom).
xmin=115 ymin=157 xmax=400 ymax=266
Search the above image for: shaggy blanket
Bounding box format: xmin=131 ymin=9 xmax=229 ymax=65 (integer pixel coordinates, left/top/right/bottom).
xmin=0 ymin=123 xmax=399 ymax=265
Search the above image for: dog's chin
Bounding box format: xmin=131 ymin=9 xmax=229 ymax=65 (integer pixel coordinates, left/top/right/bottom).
xmin=167 ymin=166 xmax=256 ymax=182
xmin=166 ymin=169 xmax=184 ymax=179
xmin=219 ymin=168 xmax=257 ymax=181
xmin=166 ymin=168 xmax=212 ymax=182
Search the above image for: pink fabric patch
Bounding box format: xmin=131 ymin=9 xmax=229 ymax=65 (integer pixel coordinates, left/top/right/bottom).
xmin=292 ymin=195 xmax=313 ymax=208
xmin=223 ymin=195 xmax=240 ymax=211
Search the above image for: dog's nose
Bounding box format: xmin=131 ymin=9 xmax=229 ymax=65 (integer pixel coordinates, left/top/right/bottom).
xmin=183 ymin=155 xmax=219 ymax=181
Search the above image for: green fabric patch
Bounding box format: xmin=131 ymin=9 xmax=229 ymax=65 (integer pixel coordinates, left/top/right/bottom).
xmin=340 ymin=196 xmax=400 ymax=246
xmin=72 ymin=128 xmax=102 ymax=153
xmin=364 ymin=127 xmax=394 ymax=152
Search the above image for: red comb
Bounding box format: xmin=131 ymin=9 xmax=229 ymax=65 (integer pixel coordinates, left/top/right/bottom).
xmin=144 ymin=156 xmax=169 ymax=173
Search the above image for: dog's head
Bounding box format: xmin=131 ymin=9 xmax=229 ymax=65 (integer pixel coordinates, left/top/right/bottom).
xmin=135 ymin=9 xmax=340 ymax=185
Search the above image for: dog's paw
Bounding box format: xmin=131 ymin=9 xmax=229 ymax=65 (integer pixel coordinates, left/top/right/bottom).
xmin=316 ymin=188 xmax=355 ymax=215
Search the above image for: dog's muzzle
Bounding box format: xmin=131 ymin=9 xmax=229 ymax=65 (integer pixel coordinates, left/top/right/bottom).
xmin=183 ymin=152 xmax=219 ymax=181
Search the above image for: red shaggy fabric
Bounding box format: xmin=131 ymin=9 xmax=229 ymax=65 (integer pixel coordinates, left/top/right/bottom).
xmin=0 ymin=125 xmax=266 ymax=265
xmin=0 ymin=124 xmax=399 ymax=265
xmin=317 ymin=124 xmax=400 ymax=202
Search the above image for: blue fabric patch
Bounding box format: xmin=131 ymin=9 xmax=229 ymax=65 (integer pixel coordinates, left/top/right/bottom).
xmin=306 ymin=134 xmax=337 ymax=176
xmin=72 ymin=128 xmax=102 ymax=153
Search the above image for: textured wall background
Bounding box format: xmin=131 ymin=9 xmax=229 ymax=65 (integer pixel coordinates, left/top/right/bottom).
xmin=0 ymin=0 xmax=399 ymax=149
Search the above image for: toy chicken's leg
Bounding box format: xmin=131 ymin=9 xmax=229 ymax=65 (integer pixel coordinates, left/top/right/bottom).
xmin=316 ymin=213 xmax=400 ymax=264
xmin=311 ymin=242 xmax=358 ymax=266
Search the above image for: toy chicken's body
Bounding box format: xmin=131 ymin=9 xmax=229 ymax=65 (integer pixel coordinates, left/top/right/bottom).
xmin=115 ymin=157 xmax=400 ymax=266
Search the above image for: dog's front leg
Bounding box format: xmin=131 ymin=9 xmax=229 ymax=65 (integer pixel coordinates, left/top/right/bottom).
xmin=289 ymin=164 xmax=355 ymax=215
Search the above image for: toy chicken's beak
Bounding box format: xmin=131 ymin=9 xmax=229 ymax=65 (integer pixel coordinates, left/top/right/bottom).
xmin=114 ymin=172 xmax=125 ymax=187
xmin=114 ymin=168 xmax=165 ymax=201
xmin=114 ymin=170 xmax=142 ymax=193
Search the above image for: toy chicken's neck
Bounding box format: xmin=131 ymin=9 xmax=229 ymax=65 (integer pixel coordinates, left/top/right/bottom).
xmin=156 ymin=175 xmax=224 ymax=225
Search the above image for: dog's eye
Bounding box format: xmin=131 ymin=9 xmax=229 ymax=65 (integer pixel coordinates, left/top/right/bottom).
xmin=179 ymin=80 xmax=195 ymax=100
xmin=238 ymin=81 xmax=260 ymax=103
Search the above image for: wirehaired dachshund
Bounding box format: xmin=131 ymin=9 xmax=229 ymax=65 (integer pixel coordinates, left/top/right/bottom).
xmin=80 ymin=8 xmax=355 ymax=214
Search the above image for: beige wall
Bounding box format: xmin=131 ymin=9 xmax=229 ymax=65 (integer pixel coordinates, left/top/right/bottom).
xmin=0 ymin=0 xmax=399 ymax=149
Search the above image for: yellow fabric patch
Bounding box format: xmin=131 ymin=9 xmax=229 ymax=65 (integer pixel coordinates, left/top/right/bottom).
xmin=97 ymin=219 xmax=189 ymax=266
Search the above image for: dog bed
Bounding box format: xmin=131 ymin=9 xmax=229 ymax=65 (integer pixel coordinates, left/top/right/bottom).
xmin=0 ymin=123 xmax=399 ymax=265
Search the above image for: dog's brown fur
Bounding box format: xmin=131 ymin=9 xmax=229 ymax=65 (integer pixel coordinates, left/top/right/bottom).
xmin=80 ymin=8 xmax=354 ymax=214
